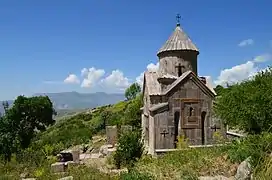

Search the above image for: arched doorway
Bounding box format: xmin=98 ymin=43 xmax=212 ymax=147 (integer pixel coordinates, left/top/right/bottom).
xmin=201 ymin=111 xmax=207 ymax=145
xmin=174 ymin=111 xmax=180 ymax=148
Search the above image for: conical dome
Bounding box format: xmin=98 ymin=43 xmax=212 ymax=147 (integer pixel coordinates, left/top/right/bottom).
xmin=157 ymin=24 xmax=199 ymax=56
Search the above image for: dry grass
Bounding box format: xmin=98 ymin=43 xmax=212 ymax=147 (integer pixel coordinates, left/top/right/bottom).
xmin=134 ymin=146 xmax=237 ymax=180
xmin=254 ymin=156 xmax=272 ymax=179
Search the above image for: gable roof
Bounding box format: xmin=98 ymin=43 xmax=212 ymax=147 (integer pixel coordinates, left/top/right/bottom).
xmin=143 ymin=71 xmax=161 ymax=95
xmin=157 ymin=25 xmax=199 ymax=56
xmin=163 ymin=71 xmax=216 ymax=98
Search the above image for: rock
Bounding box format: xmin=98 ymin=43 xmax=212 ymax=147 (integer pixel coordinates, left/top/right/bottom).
xmin=199 ymin=176 xmax=231 ymax=180
xmin=98 ymin=153 xmax=104 ymax=158
xmin=51 ymin=162 xmax=65 ymax=173
xmin=235 ymin=157 xmax=252 ymax=180
xmin=99 ymin=145 xmax=109 ymax=156
xmin=20 ymin=173 xmax=28 ymax=178
xmin=58 ymin=176 xmax=73 ymax=180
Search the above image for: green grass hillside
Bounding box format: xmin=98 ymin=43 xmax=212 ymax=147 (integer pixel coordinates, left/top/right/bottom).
xmin=0 ymin=96 xmax=143 ymax=179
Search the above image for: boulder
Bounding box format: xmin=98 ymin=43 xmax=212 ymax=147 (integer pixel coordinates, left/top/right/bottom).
xmin=234 ymin=157 xmax=252 ymax=180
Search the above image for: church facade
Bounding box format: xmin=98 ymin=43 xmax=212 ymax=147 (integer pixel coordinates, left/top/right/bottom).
xmin=141 ymin=20 xmax=224 ymax=155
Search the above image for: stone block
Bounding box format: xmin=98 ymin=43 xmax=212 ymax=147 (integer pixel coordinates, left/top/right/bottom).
xmin=71 ymin=150 xmax=80 ymax=163
xmin=106 ymin=126 xmax=118 ymax=146
xmin=51 ymin=162 xmax=65 ymax=173
xmin=58 ymin=176 xmax=73 ymax=180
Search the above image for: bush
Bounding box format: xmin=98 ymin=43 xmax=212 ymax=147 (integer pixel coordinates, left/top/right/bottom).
xmin=227 ymin=132 xmax=272 ymax=167
xmin=214 ymin=67 xmax=272 ymax=134
xmin=113 ymin=129 xmax=144 ymax=169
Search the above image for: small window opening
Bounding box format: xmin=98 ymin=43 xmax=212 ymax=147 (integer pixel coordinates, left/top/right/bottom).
xmin=189 ymin=107 xmax=194 ymax=116
xmin=175 ymin=64 xmax=184 ymax=77
xmin=178 ymin=66 xmax=182 ymax=77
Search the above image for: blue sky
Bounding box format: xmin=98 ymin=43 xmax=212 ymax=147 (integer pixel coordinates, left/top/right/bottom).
xmin=0 ymin=0 xmax=271 ymax=100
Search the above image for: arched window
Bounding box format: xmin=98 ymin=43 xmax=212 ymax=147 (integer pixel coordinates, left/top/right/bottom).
xmin=189 ymin=107 xmax=194 ymax=116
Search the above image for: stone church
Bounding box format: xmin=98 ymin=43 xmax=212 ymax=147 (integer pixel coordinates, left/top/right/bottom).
xmin=141 ymin=19 xmax=223 ymax=155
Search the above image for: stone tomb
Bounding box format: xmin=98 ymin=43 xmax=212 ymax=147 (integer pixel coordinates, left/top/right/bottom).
xmin=51 ymin=150 xmax=80 ymax=173
xmin=106 ymin=126 xmax=118 ymax=146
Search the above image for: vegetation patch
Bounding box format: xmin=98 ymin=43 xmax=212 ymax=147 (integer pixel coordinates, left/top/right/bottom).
xmin=135 ymin=146 xmax=237 ymax=180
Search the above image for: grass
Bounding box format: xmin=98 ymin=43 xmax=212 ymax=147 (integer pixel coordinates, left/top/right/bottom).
xmin=134 ymin=146 xmax=237 ymax=180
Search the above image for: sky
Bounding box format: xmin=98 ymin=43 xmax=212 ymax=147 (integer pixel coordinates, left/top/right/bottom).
xmin=0 ymin=0 xmax=272 ymax=100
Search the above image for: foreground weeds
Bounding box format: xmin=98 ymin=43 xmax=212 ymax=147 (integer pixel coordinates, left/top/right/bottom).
xmin=135 ymin=146 xmax=237 ymax=180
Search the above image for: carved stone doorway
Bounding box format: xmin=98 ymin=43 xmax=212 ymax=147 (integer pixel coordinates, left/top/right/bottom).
xmin=201 ymin=111 xmax=207 ymax=145
xmin=174 ymin=111 xmax=180 ymax=148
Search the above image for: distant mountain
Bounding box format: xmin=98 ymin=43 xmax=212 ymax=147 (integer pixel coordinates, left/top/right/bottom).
xmin=0 ymin=92 xmax=125 ymax=114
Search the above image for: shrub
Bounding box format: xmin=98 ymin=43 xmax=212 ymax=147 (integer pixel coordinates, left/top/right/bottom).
xmin=214 ymin=67 xmax=272 ymax=134
xmin=176 ymin=135 xmax=189 ymax=149
xmin=113 ymin=129 xmax=144 ymax=169
xmin=227 ymin=132 xmax=272 ymax=167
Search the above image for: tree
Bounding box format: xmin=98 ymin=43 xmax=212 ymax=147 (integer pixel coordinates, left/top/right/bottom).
xmin=125 ymin=83 xmax=141 ymax=100
xmin=0 ymin=95 xmax=56 ymax=161
xmin=214 ymin=67 xmax=272 ymax=134
xmin=0 ymin=103 xmax=19 ymax=162
xmin=214 ymin=85 xmax=224 ymax=96
xmin=123 ymin=94 xmax=143 ymax=127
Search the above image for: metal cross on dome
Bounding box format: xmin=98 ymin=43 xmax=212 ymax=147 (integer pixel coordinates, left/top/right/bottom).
xmin=176 ymin=14 xmax=181 ymax=26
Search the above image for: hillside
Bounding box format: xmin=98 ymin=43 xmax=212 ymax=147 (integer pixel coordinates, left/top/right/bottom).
xmin=0 ymin=91 xmax=125 ymax=114
xmin=1 ymin=93 xmax=272 ymax=179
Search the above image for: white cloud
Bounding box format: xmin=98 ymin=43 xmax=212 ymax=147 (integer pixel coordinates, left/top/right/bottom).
xmin=146 ymin=62 xmax=159 ymax=72
xmin=64 ymin=74 xmax=80 ymax=84
xmin=238 ymin=39 xmax=254 ymax=47
xmin=135 ymin=62 xmax=159 ymax=88
xmin=214 ymin=61 xmax=257 ymax=86
xmin=136 ymin=72 xmax=144 ymax=87
xmin=81 ymin=67 xmax=105 ymax=88
xmin=253 ymin=53 xmax=272 ymax=63
xmin=100 ymin=70 xmax=130 ymax=91
xmin=214 ymin=54 xmax=271 ymax=86
xmin=203 ymin=76 xmax=215 ymax=88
